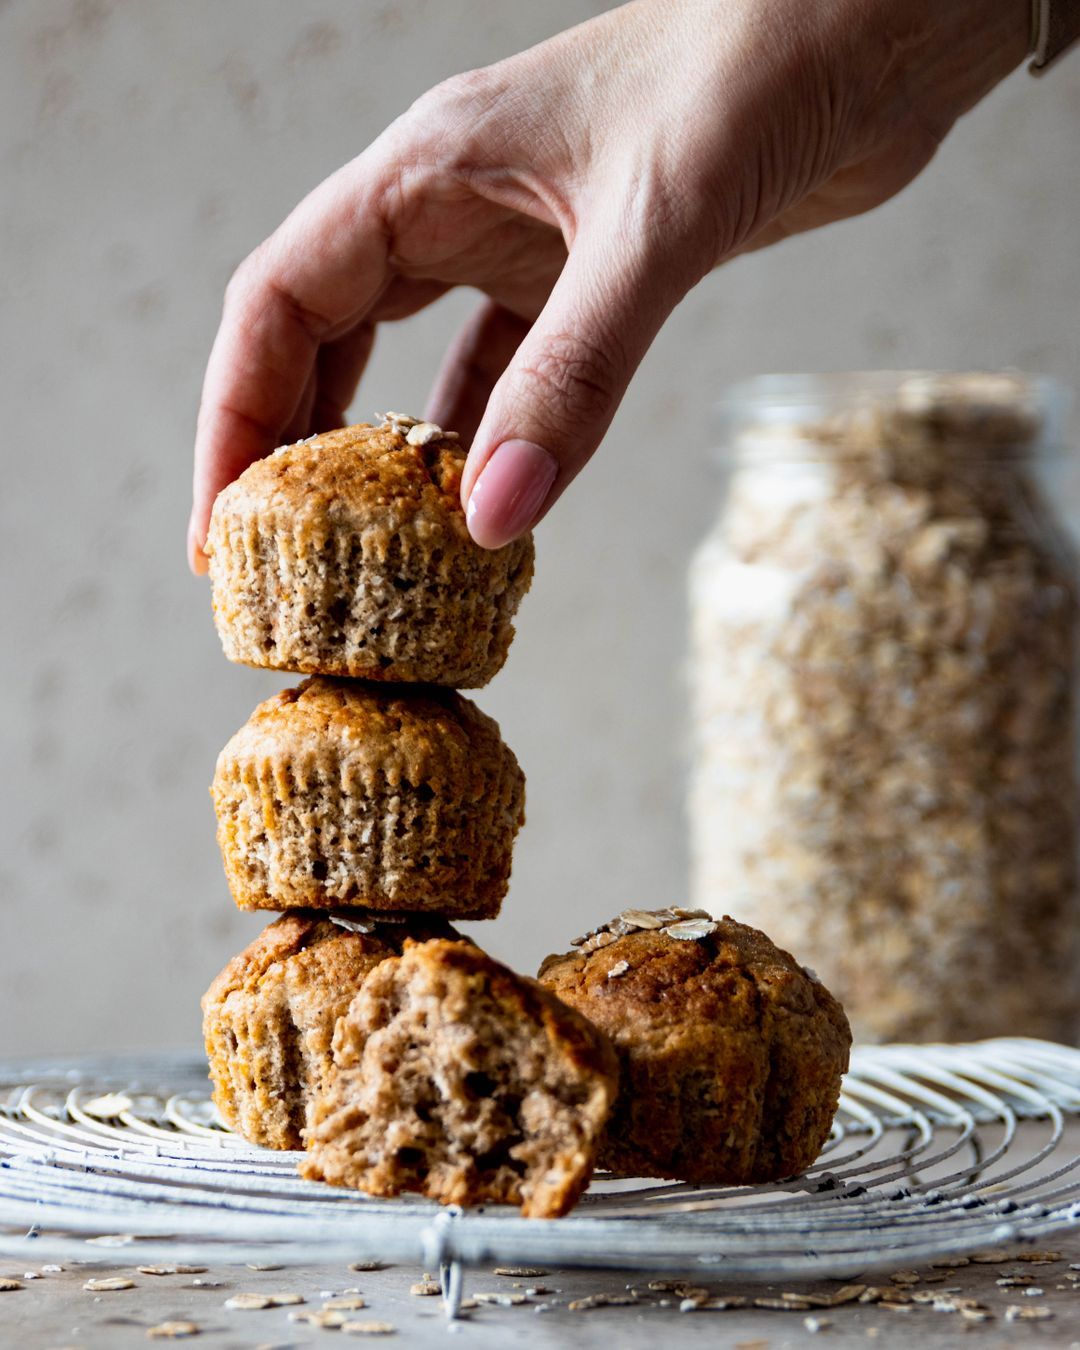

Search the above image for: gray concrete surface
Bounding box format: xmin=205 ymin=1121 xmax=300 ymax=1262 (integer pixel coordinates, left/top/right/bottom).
xmin=2 ymin=1241 xmax=1079 ymax=1348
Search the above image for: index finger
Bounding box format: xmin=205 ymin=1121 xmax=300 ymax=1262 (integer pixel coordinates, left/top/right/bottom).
xmin=188 ymin=154 xmax=398 ymax=573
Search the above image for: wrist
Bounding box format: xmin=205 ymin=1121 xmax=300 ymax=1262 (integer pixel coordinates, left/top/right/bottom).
xmin=879 ymin=0 xmax=1031 ymax=132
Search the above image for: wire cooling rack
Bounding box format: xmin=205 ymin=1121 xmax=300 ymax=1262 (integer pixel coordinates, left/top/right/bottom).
xmin=3 ymin=1038 xmax=1080 ymax=1314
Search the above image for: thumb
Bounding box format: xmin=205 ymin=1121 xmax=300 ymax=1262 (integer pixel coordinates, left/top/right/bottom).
xmin=461 ymin=227 xmax=691 ymax=548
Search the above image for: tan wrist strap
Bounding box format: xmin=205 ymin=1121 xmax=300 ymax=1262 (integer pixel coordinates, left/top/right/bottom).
xmin=1030 ymin=0 xmax=1080 ymax=73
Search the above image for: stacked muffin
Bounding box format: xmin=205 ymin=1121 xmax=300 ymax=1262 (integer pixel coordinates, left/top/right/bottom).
xmin=199 ymin=412 xmax=851 ymax=1218
xmin=199 ymin=414 xmax=621 ymax=1216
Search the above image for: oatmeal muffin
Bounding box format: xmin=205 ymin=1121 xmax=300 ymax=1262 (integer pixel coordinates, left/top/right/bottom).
xmin=302 ymin=939 xmax=619 ymax=1218
xmin=538 ymin=908 xmax=851 ymax=1184
xmin=202 ymin=911 xmax=458 ymax=1149
xmin=206 ymin=415 xmax=534 ymax=687
xmin=212 ymin=677 xmax=526 ymax=918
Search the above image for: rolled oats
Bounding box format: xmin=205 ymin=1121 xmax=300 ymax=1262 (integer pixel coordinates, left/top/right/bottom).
xmin=690 ymin=372 xmax=1080 ymax=1043
xmin=405 ymin=421 xmax=445 ymax=447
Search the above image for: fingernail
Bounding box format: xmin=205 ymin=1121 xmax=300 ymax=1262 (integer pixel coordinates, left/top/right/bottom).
xmin=187 ymin=519 xmax=209 ymax=576
xmin=465 ymin=440 xmax=558 ymax=549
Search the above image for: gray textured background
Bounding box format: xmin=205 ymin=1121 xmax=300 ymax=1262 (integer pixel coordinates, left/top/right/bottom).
xmin=3 ymin=0 xmax=1079 ymax=1054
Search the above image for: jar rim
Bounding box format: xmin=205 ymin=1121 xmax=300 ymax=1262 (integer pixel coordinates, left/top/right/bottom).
xmin=712 ymin=370 xmax=1072 ymax=460
xmin=716 ymin=369 xmax=1067 ymax=410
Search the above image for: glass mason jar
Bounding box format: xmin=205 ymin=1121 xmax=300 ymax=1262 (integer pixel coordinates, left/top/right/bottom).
xmin=689 ymin=372 xmax=1080 ymax=1044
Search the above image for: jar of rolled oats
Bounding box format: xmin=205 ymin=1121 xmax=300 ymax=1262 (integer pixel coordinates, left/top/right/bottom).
xmin=689 ymin=372 xmax=1080 ymax=1044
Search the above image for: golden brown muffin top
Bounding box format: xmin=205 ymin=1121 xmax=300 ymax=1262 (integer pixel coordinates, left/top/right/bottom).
xmin=201 ymin=911 xmax=457 ymax=1011
xmin=538 ymin=908 xmax=852 ymax=1050
xmin=337 ymin=938 xmax=619 ymax=1091
xmin=216 ymin=677 xmax=522 ymax=798
xmin=206 ymin=417 xmax=472 ymax=539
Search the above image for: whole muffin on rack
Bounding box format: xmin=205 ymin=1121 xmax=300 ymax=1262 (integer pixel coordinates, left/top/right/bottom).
xmin=302 ymin=938 xmax=619 ymax=1218
xmin=205 ymin=415 xmax=534 ymax=688
xmin=212 ymin=677 xmax=525 ymax=918
xmin=538 ymin=908 xmax=851 ymax=1184
xmin=202 ymin=911 xmax=460 ymax=1150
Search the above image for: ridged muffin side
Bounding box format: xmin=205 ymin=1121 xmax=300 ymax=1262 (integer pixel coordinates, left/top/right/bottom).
xmin=538 ymin=909 xmax=851 ymax=1184
xmin=206 ymin=420 xmax=534 ymax=688
xmin=201 ymin=911 xmax=458 ymax=1149
xmin=212 ymin=678 xmax=526 ymax=917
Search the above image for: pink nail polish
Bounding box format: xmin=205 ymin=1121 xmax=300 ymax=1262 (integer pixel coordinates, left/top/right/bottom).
xmin=466 ymin=440 xmax=558 ymax=548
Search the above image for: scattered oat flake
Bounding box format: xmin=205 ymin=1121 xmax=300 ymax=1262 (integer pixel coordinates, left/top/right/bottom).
xmin=820 ymin=1284 xmax=867 ymax=1307
xmin=756 ymin=1296 xmax=810 ymax=1311
xmin=1005 ymin=1304 xmax=1054 ymax=1321
xmin=324 ymin=1295 xmax=366 ymax=1311
xmin=342 ymin=1322 xmax=396 ymax=1336
xmin=246 ymin=1262 xmax=283 ymax=1271
xmin=224 ymin=1292 xmax=273 ymax=1310
xmin=804 ymin=1316 xmax=831 ymax=1333
xmin=606 ymin=960 xmax=630 ymax=978
xmin=473 ymin=1291 xmax=529 ymax=1306
xmin=84 ymin=1277 xmax=135 ymax=1292
xmin=139 ymin=1265 xmax=207 ymax=1276
xmin=82 ymin=1093 xmax=132 ymax=1118
xmin=292 ymin=1309 xmax=347 ymax=1329
xmin=147 ymin=1323 xmax=200 ymax=1340
xmin=410 ymin=1280 xmax=440 ymax=1297
xmin=41 ymin=1264 xmax=63 ymax=1274
xmin=969 ymin=1251 xmax=1011 ymax=1263
xmin=349 ymin=1261 xmax=387 ymax=1272
xmin=86 ymin=1234 xmax=136 ymax=1247
xmin=1016 ymin=1251 xmax=1061 ymax=1262
xmin=494 ymin=1266 xmax=548 ymax=1277
xmin=567 ymin=1293 xmax=638 ymax=1310
xmin=889 ymin=1270 xmax=920 ymax=1285
xmin=0 ymin=1279 xmax=23 ymax=1292
xmin=695 ymin=1296 xmax=749 ymax=1311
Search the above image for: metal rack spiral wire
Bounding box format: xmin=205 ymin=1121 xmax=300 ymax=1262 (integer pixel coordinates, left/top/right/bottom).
xmin=3 ymin=1038 xmax=1080 ymax=1316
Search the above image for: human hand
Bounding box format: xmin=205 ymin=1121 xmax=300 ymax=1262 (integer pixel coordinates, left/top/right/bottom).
xmin=189 ymin=0 xmax=1028 ymax=569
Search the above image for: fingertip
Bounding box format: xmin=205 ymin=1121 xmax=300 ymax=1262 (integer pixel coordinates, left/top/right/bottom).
xmin=464 ymin=438 xmax=557 ymax=549
xmin=187 ymin=518 xmax=210 ymax=576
